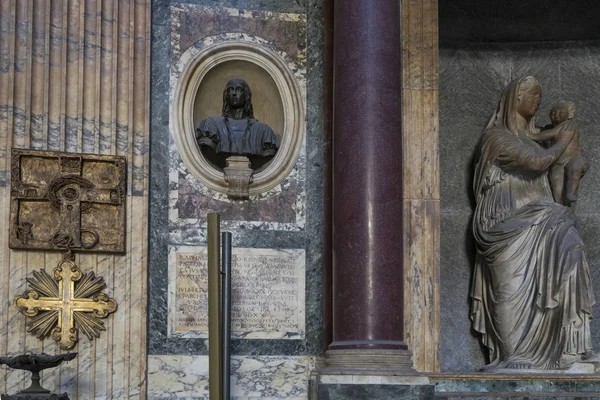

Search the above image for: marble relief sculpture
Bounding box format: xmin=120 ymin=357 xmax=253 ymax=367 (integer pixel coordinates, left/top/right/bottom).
xmin=470 ymin=76 xmax=596 ymax=371
xmin=195 ymin=78 xmax=279 ymax=199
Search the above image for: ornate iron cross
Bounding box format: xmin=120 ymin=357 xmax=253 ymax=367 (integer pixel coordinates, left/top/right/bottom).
xmin=14 ymin=259 xmax=118 ymax=350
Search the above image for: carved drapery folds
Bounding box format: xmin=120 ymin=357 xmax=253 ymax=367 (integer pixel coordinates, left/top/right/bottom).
xmin=471 ymin=76 xmax=595 ymax=371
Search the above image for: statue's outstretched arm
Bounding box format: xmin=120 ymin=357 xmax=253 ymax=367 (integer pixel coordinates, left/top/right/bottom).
xmin=495 ymin=128 xmax=573 ymax=173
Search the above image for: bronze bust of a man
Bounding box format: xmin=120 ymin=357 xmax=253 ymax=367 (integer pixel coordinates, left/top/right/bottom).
xmin=195 ymin=78 xmax=279 ymax=170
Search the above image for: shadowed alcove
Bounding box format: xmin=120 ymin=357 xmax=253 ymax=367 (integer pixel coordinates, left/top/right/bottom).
xmin=439 ymin=0 xmax=600 ymax=372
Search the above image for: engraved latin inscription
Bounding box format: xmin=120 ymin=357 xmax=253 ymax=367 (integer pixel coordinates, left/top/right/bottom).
xmin=173 ymin=247 xmax=305 ymax=337
xmin=176 ymin=253 xmax=209 ymax=330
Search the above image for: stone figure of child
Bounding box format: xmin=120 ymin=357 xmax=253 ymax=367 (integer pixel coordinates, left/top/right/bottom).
xmin=534 ymin=101 xmax=589 ymax=205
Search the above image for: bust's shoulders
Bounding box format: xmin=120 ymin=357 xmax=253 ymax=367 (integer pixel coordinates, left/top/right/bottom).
xmin=249 ymin=119 xmax=274 ymax=132
xmin=202 ymin=115 xmax=225 ymax=124
xmin=198 ymin=115 xmax=226 ymax=131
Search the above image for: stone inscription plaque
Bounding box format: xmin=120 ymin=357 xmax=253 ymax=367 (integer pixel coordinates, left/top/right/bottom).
xmin=168 ymin=246 xmax=305 ymax=340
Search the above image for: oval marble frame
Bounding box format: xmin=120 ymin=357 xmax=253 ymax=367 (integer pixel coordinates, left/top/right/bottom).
xmin=173 ymin=40 xmax=305 ymax=196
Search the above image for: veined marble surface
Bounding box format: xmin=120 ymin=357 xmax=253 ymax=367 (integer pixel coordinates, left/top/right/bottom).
xmin=149 ymin=0 xmax=324 ymax=357
xmin=169 ymin=4 xmax=308 ymax=236
xmin=148 ymin=355 xmax=315 ymax=399
xmin=0 ymin=0 xmax=150 ymax=397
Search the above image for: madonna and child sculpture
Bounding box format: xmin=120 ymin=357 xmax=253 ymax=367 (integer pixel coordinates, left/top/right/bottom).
xmin=470 ymin=76 xmax=596 ymax=371
xmin=195 ymin=78 xmax=279 ymax=199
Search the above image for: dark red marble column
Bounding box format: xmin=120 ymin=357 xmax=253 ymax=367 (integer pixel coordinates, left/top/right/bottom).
xmin=330 ymin=0 xmax=407 ymax=354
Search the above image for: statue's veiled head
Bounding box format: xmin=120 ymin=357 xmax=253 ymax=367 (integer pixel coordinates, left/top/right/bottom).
xmin=516 ymin=77 xmax=542 ymax=120
xmin=486 ymin=76 xmax=541 ymax=135
xmin=222 ymin=78 xmax=254 ymax=119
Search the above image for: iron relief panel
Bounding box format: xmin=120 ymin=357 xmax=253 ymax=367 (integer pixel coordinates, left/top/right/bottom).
xmin=9 ymin=149 xmax=127 ymax=253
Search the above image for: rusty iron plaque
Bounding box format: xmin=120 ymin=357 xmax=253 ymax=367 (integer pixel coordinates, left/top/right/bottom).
xmin=9 ymin=149 xmax=127 ymax=253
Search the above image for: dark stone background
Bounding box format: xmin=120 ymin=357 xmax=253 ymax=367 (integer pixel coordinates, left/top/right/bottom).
xmin=439 ymin=41 xmax=600 ymax=371
xmin=439 ymin=0 xmax=600 ymax=43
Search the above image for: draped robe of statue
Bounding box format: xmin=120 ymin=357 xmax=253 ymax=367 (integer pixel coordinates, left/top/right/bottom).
xmin=470 ymin=78 xmax=595 ymax=370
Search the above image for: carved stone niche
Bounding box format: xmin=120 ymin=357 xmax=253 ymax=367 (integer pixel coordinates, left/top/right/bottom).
xmin=172 ymin=40 xmax=305 ymax=198
xmin=9 ymin=149 xmax=127 ymax=253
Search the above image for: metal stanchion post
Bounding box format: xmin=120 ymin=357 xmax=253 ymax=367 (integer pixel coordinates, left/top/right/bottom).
xmin=207 ymin=213 xmax=222 ymax=400
xmin=222 ymin=232 xmax=232 ymax=400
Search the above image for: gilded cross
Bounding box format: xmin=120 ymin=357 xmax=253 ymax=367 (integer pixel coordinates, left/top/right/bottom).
xmin=14 ymin=260 xmax=118 ymax=350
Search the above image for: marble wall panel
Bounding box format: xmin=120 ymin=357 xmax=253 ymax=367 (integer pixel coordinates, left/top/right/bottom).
xmin=440 ymin=41 xmax=600 ymax=372
xmin=0 ymin=0 xmax=150 ymax=398
xmin=149 ymin=0 xmax=324 ymax=359
xmin=147 ymin=355 xmax=315 ymax=399
xmin=168 ymin=5 xmax=307 ymax=234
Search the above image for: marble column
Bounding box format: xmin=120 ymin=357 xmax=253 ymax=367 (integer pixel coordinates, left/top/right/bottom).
xmin=325 ymin=0 xmax=412 ymax=374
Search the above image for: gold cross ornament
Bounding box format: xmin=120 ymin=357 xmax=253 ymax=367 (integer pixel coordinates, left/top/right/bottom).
xmin=14 ymin=259 xmax=118 ymax=350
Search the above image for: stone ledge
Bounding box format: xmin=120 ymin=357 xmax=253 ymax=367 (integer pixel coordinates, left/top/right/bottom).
xmin=431 ymin=375 xmax=600 ymax=399
xmin=319 ymin=374 xmax=430 ymax=385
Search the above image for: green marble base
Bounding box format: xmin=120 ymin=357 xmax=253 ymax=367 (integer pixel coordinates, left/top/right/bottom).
xmin=431 ymin=373 xmax=600 ymax=399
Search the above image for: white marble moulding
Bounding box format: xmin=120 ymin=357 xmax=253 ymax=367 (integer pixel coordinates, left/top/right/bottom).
xmin=168 ymin=5 xmax=308 ymax=233
xmin=171 ymin=36 xmax=305 ymax=197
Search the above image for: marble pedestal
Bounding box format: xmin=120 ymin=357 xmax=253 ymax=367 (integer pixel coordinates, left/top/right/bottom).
xmin=312 ymin=368 xmax=433 ymax=399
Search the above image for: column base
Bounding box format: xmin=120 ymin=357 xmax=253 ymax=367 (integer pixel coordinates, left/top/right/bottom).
xmin=320 ymin=348 xmax=416 ymax=375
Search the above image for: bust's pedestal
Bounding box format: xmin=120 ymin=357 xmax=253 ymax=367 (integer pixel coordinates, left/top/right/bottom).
xmin=223 ymin=156 xmax=253 ymax=200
